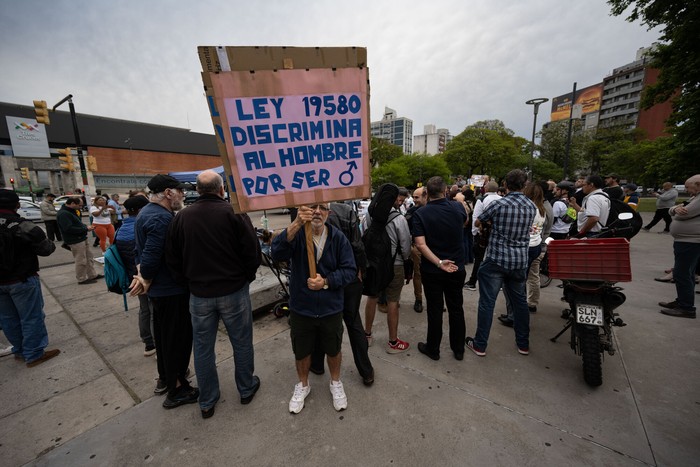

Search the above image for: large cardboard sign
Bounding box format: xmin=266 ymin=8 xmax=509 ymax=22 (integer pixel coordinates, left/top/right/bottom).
xmin=198 ymin=46 xmax=371 ymax=212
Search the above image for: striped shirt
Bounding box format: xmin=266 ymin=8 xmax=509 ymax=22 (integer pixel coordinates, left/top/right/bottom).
xmin=478 ymin=191 xmax=536 ymax=270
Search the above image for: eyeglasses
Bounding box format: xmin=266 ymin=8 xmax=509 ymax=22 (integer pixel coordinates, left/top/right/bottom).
xmin=309 ymin=204 xmax=329 ymax=212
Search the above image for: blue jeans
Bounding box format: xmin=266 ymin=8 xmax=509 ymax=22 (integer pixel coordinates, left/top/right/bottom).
xmin=190 ymin=284 xmax=256 ymax=410
xmin=673 ymin=241 xmax=700 ymax=311
xmin=0 ymin=276 xmax=48 ymax=362
xmin=475 ymin=259 xmax=529 ymax=350
xmin=504 ymin=244 xmax=542 ymax=319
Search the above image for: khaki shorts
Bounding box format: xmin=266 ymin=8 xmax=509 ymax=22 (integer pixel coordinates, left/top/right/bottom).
xmin=384 ymin=265 xmax=405 ymax=302
xmin=289 ymin=311 xmax=343 ymax=360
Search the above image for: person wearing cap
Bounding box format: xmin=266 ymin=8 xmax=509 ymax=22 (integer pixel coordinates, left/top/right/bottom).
xmin=623 ymin=184 xmax=639 ymax=211
xmin=0 ymin=189 xmax=60 ymax=367
xmin=568 ymin=175 xmax=610 ymax=238
xmin=166 ymin=170 xmax=262 ymax=419
xmin=115 ymin=195 xmax=156 ymax=359
xmin=551 ymin=181 xmax=575 ymax=240
xmin=603 ymin=173 xmax=624 ymax=201
xmin=40 ymin=193 xmax=61 ymax=242
xmin=130 ymin=174 xmax=199 ymax=409
xmin=57 ymin=197 xmax=102 ymax=284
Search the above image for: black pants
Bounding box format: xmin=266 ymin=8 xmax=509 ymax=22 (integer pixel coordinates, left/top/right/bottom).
xmin=644 ymin=208 xmax=672 ymax=231
xmin=311 ymin=278 xmax=373 ymax=378
xmin=422 ymin=270 xmax=467 ymax=356
xmin=151 ymin=293 xmax=193 ymax=396
xmin=45 ymin=220 xmax=62 ymax=241
xmin=467 ymin=235 xmax=485 ymax=285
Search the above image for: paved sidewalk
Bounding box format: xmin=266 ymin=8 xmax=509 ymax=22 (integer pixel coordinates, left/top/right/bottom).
xmin=1 ymin=213 xmax=698 ymax=466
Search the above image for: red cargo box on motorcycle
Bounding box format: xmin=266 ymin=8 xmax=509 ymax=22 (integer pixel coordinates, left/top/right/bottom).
xmin=547 ymin=238 xmax=632 ymax=282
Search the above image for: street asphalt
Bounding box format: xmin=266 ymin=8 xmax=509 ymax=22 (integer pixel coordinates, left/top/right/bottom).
xmin=0 ymin=211 xmax=698 ymax=466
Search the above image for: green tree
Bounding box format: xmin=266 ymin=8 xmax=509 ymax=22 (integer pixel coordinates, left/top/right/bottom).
xmin=442 ymin=120 xmax=528 ymax=180
xmin=539 ymin=120 xmax=591 ymax=177
xmin=370 ymin=154 xmax=451 ymax=189
xmin=370 ymin=137 xmax=404 ymax=166
xmin=609 ymin=0 xmax=700 ymax=158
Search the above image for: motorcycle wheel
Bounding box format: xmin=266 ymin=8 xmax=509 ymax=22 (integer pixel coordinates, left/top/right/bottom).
xmin=580 ymin=326 xmax=603 ymax=387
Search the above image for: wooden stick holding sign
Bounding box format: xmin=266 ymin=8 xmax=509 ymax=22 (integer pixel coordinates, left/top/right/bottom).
xmin=304 ymin=222 xmax=316 ymax=278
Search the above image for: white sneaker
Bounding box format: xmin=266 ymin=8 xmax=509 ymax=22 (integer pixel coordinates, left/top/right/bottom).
xmin=289 ymin=382 xmax=310 ymax=414
xmin=329 ymin=380 xmax=347 ymax=411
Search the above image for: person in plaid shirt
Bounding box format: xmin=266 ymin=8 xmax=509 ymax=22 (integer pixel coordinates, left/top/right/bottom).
xmin=466 ymin=169 xmax=536 ymax=357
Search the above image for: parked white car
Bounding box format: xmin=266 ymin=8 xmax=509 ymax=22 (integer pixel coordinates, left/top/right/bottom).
xmin=18 ymin=200 xmax=42 ymax=222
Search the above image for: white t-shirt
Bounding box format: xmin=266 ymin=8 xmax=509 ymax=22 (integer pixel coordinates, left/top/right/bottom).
xmin=578 ymin=189 xmax=610 ymax=233
xmin=90 ymin=205 xmax=113 ymax=225
xmin=551 ymin=199 xmax=571 ymax=234
xmin=529 ymin=210 xmax=545 ymax=247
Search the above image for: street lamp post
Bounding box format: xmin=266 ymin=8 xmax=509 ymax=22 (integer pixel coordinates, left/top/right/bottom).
xmin=525 ymin=97 xmax=549 ymax=180
xmin=52 ymin=94 xmax=89 ymax=195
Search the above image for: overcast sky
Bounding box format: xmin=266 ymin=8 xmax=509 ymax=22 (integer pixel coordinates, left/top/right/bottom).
xmin=0 ymin=0 xmax=660 ymax=143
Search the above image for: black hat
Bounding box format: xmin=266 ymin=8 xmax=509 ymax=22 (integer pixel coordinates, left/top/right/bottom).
xmin=556 ymin=181 xmax=574 ymax=189
xmin=124 ymin=196 xmax=149 ymax=213
xmin=625 ymin=183 xmax=638 ymax=191
xmin=0 ymin=189 xmax=19 ymax=209
xmin=147 ymin=174 xmax=188 ymax=193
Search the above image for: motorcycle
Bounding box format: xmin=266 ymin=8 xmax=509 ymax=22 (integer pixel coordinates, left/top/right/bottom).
xmin=547 ymin=213 xmax=634 ymax=387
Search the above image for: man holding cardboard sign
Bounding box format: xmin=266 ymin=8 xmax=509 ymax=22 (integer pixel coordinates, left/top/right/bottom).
xmin=271 ymin=204 xmax=356 ymax=413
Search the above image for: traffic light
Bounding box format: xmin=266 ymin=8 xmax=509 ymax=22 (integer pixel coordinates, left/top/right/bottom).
xmin=86 ymin=155 xmax=98 ymax=172
xmin=20 ymin=167 xmax=30 ymax=180
xmin=33 ymin=100 xmax=50 ymax=125
xmin=58 ymin=147 xmax=74 ymax=171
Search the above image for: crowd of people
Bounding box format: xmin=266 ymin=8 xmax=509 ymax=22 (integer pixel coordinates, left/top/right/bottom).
xmin=1 ymin=169 xmax=697 ymax=420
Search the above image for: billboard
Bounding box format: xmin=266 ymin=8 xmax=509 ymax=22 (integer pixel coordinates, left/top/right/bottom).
xmin=5 ymin=116 xmax=51 ymax=158
xmin=550 ymin=83 xmax=603 ymax=122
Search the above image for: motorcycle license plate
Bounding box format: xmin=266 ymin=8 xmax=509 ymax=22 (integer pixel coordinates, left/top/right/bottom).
xmin=576 ymin=304 xmax=603 ymax=326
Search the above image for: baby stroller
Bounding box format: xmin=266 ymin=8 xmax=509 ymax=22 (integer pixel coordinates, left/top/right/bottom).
xmin=257 ymin=229 xmax=291 ymax=318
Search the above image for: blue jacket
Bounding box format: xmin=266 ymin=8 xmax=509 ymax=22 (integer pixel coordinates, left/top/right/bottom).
xmin=271 ymin=223 xmax=356 ymax=318
xmin=134 ymin=202 xmax=187 ymax=298
xmin=115 ymin=216 xmax=137 ymax=278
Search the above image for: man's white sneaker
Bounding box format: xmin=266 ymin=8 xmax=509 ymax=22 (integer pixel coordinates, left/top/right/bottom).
xmin=329 ymin=380 xmax=347 ymax=411
xmin=289 ymin=382 xmax=310 ymax=414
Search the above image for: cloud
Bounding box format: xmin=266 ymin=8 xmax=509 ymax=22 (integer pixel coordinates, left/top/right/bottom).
xmin=0 ymin=0 xmax=660 ymax=142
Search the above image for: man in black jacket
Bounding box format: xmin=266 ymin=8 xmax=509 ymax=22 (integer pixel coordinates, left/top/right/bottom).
xmin=166 ymin=170 xmax=262 ymax=419
xmin=309 ymin=201 xmax=374 ymax=386
xmin=0 ymin=189 xmax=59 ymax=367
xmin=56 ymin=197 xmax=101 ymax=284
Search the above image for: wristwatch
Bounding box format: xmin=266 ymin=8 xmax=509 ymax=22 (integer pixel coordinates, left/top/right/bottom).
xmin=323 ymin=278 xmax=329 ymax=290
xmin=438 ymin=260 xmax=443 ymax=268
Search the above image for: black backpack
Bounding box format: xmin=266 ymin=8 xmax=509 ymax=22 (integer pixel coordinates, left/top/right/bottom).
xmin=362 ymin=183 xmax=399 ymax=297
xmin=592 ymin=193 xmax=643 ymax=239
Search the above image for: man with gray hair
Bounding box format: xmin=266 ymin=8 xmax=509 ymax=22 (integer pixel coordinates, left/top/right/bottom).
xmin=166 ymin=170 xmax=261 ymax=418
xmin=659 ymin=174 xmax=700 ymax=319
xmin=131 ymin=174 xmax=198 ymax=410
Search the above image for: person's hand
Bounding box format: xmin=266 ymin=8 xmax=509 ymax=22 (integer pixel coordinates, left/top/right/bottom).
xmin=129 ymin=275 xmax=152 ymax=296
xmin=87 ymin=225 xmax=95 ymax=231
xmin=675 ymin=205 xmax=688 ymax=216
xmin=296 ymin=206 xmax=314 ymax=223
xmin=438 ymin=259 xmax=458 ymax=273
xmin=307 ymin=273 xmax=325 ymax=290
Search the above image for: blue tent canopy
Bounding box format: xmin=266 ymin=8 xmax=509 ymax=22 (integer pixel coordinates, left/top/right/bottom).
xmin=168 ymin=165 xmax=225 ymax=183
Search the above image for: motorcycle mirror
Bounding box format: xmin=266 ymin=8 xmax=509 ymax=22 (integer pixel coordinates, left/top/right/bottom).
xmin=618 ymin=212 xmax=634 ymax=221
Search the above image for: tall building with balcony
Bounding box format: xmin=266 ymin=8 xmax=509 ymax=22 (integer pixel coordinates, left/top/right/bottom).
xmin=371 ymin=107 xmax=413 ymax=154
xmin=598 ymin=45 xmax=672 ymax=139
xmin=413 ymin=124 xmax=452 ymax=155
